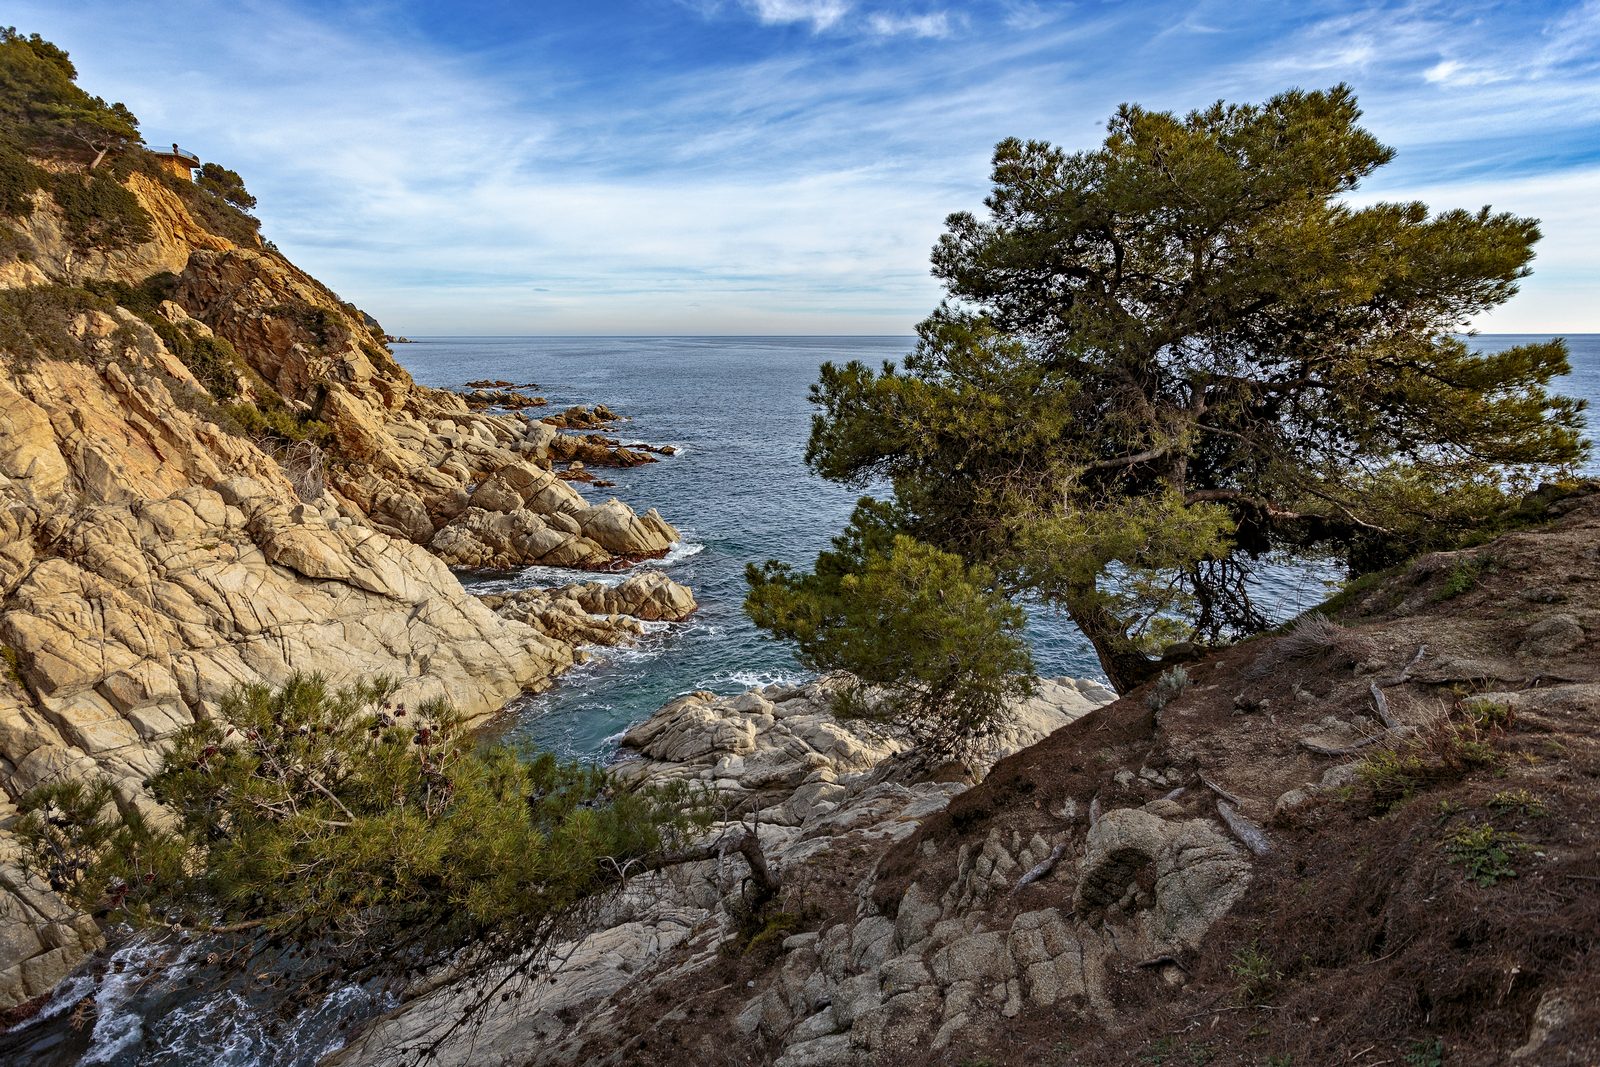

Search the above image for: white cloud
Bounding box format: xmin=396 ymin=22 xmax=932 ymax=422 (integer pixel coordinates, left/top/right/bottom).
xmin=866 ymin=12 xmax=954 ymax=39
xmin=741 ymin=0 xmax=851 ymax=31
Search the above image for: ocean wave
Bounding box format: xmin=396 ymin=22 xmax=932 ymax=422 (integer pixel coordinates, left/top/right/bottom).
xmin=696 ymin=668 xmax=812 ymax=692
xmin=649 ymin=539 xmax=705 ymax=567
xmin=465 ymin=539 xmax=706 ymax=596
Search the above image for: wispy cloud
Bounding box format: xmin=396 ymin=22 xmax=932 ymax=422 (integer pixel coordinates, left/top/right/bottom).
xmin=741 ymin=0 xmax=851 ymax=31
xmin=866 ymin=11 xmax=955 ymax=39
xmin=7 ymin=0 xmax=1596 ymax=333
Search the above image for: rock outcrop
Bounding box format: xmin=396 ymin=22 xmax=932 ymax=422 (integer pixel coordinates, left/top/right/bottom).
xmin=326 ymin=675 xmax=1115 ymax=1067
xmin=0 ymin=156 xmax=688 ymax=1006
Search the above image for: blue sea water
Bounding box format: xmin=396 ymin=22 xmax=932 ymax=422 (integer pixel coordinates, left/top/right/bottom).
xmin=394 ymin=333 xmax=1600 ymax=764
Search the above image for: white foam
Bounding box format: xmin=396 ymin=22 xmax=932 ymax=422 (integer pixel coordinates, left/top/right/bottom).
xmin=466 ymin=539 xmax=705 ymax=597
xmin=695 ymin=668 xmax=810 ymax=692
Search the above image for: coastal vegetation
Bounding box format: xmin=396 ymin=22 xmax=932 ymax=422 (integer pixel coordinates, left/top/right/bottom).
xmin=17 ymin=676 xmax=709 ymax=1025
xmin=749 ymin=86 xmax=1588 ymax=754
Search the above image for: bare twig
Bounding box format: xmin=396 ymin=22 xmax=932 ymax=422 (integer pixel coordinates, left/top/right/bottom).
xmin=1369 ymin=681 xmax=1399 ymax=730
xmin=1200 ymin=774 xmax=1242 ymax=806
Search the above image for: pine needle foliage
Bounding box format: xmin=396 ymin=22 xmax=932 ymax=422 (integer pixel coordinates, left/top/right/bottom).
xmin=747 ymin=507 xmax=1036 ymax=764
xmin=17 ymin=675 xmax=709 ymax=984
xmin=749 ymin=85 xmax=1587 ymax=700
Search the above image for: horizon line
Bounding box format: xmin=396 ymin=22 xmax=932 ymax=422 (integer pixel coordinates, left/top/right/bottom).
xmin=389 ymin=330 xmax=1600 ymax=339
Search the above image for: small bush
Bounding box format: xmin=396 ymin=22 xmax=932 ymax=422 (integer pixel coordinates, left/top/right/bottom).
xmin=48 ymin=169 xmax=152 ymax=251
xmin=0 ymin=283 xmax=112 ymax=366
xmin=221 ymin=399 xmax=330 ymax=445
xmin=1275 ymin=614 xmax=1350 ymax=660
xmin=1489 ymin=789 xmax=1549 ymax=818
xmin=739 ymin=910 xmax=800 ymax=957
xmin=1356 ymin=701 xmax=1508 ymax=813
xmin=0 ymin=140 xmax=46 ymax=216
xmin=17 ymin=674 xmax=711 ymax=988
xmin=1445 ymin=824 xmax=1523 ymax=886
xmin=1145 ymin=665 xmax=1191 ymax=713
xmin=1461 ymin=697 xmax=1513 ymax=732
xmin=1 ymin=645 xmax=25 ymax=687
xmin=1403 ymin=1037 xmax=1445 ymax=1067
xmin=1440 ymin=555 xmax=1496 ymax=599
xmin=1229 ymin=942 xmax=1281 ymax=1004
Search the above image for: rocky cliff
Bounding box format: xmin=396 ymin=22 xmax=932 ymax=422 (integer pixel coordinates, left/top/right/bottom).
xmin=0 ymin=154 xmax=686 ymax=1006
xmin=328 ymin=488 xmax=1599 ymax=1067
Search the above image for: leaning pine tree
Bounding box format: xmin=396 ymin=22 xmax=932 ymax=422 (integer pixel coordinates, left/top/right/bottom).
xmin=747 ymin=85 xmax=1586 ymax=749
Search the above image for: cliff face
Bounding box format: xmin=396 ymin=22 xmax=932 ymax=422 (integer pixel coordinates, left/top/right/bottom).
xmin=0 ymin=159 xmax=683 ymax=1006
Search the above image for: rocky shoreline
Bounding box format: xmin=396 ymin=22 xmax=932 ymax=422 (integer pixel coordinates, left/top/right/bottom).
xmin=323 ymin=490 xmax=1600 ymax=1067
xmin=326 ymin=674 xmax=1117 ymax=1066
xmin=0 ymin=160 xmax=697 ymax=1007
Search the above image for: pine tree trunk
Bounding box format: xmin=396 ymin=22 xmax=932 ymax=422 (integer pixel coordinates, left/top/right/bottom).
xmin=1062 ymin=586 xmax=1163 ymax=695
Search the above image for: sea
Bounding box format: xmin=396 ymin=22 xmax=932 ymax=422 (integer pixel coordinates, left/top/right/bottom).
xmin=2 ymin=333 xmax=1594 ymax=1066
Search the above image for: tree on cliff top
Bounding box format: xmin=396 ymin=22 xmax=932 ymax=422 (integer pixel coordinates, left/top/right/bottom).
xmin=0 ymin=27 xmax=141 ymax=167
xmin=197 ymin=161 xmax=257 ymax=211
xmin=748 ymin=85 xmax=1587 ymax=713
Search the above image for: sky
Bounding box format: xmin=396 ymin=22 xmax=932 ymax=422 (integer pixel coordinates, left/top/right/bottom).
xmin=9 ymin=0 xmax=1600 ymax=334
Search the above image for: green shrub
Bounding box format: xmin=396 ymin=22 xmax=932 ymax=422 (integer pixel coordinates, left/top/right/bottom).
xmin=0 ymin=283 xmax=113 ymax=365
xmin=0 ymin=140 xmax=45 ymax=216
xmin=1356 ymin=701 xmax=1508 ymax=813
xmin=1229 ymin=942 xmax=1281 ymax=1004
xmin=1440 ymin=555 xmax=1497 ymax=599
xmin=1 ymin=645 xmax=24 ymax=688
xmin=1403 ymin=1037 xmax=1445 ymax=1067
xmin=1461 ymin=697 xmax=1513 ymax=731
xmin=221 ymin=399 xmax=329 ymax=444
xmin=17 ymin=675 xmax=710 ymax=985
xmin=48 ymin=169 xmax=152 ymax=251
xmin=1445 ymin=824 xmax=1523 ymax=886
xmin=1489 ymin=789 xmax=1549 ymax=818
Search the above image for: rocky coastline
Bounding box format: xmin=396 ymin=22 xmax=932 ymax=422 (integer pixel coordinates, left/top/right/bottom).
xmin=326 ymin=674 xmax=1118 ymax=1066
xmin=0 ymin=160 xmax=693 ymax=1006
xmin=324 ymin=489 xmax=1600 ymax=1067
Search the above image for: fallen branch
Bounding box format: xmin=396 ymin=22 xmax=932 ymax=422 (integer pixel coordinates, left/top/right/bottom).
xmin=1013 ymin=843 xmax=1068 ymax=895
xmin=1397 ymin=644 xmax=1427 ymax=683
xmin=1369 ymin=681 xmax=1399 ymax=729
xmin=1217 ymin=800 xmax=1271 ymax=855
xmin=1199 ymin=774 xmax=1242 ymax=806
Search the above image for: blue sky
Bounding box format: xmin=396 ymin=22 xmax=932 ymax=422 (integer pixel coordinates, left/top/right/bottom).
xmin=11 ymin=0 xmax=1600 ymax=333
